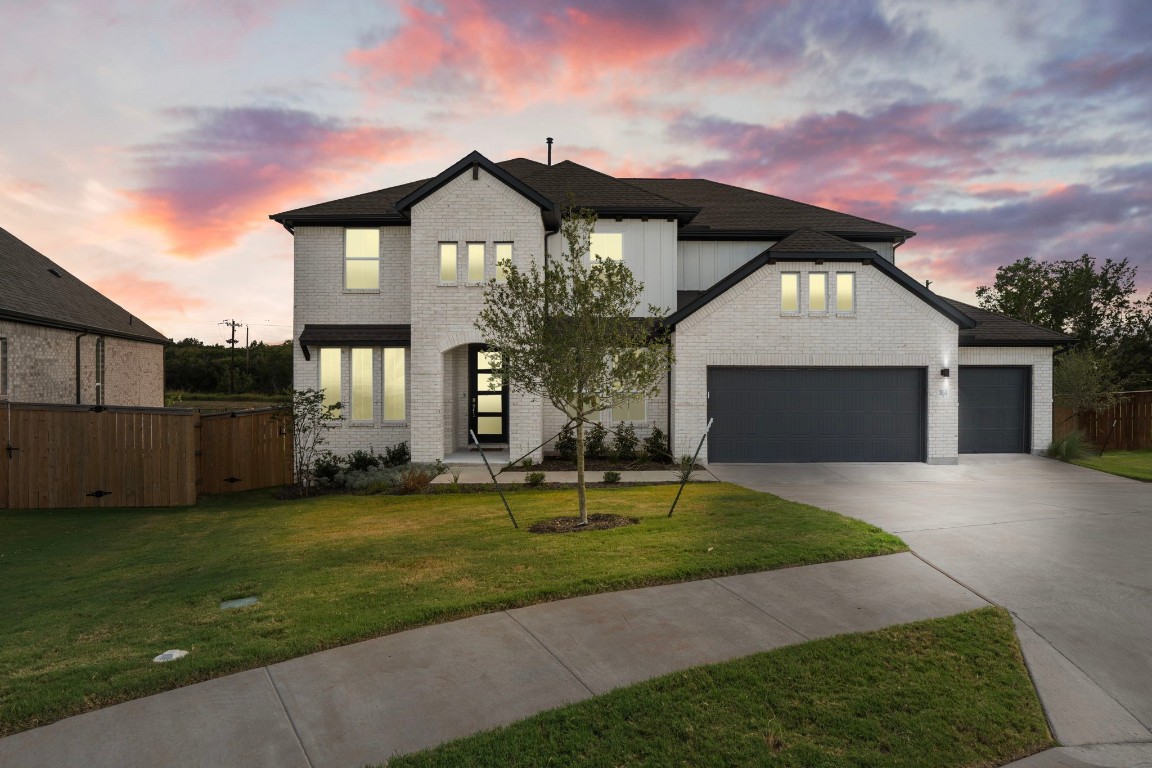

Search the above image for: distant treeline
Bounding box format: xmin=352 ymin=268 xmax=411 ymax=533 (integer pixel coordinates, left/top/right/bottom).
xmin=165 ymin=338 xmax=292 ymax=395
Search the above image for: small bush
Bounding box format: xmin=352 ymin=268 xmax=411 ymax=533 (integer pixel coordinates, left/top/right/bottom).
xmin=602 ymin=470 xmax=621 ymax=484
xmin=396 ymin=465 xmax=434 ymax=494
xmin=1046 ymin=431 xmax=1097 ymax=462
xmin=383 ymin=441 xmax=411 ymax=467
xmin=555 ymin=424 xmax=577 ymax=462
xmin=643 ymin=427 xmax=672 ymax=464
xmin=312 ymin=451 xmax=345 ymax=485
xmin=521 ymin=457 xmax=535 ymax=468
xmin=585 ymin=422 xmax=608 ymax=459
xmin=524 ymin=471 xmax=546 ymax=488
xmin=342 ymin=466 xmax=402 ymax=493
xmin=613 ymin=423 xmax=638 ymax=462
xmin=346 ymin=449 xmax=381 ymax=472
xmin=674 ymin=454 xmax=696 ymax=483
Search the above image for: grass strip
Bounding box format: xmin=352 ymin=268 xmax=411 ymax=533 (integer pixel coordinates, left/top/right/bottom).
xmin=1073 ymin=450 xmax=1152 ymax=482
xmin=0 ymin=483 xmax=903 ymax=736
xmin=392 ymin=608 xmax=1052 ymax=768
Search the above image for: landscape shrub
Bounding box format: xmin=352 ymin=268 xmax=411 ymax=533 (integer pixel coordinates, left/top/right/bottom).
xmin=341 ymin=466 xmax=402 ymax=493
xmin=602 ymin=470 xmax=621 ymax=484
xmin=396 ymin=465 xmax=435 ymax=494
xmin=643 ymin=427 xmax=672 ymax=464
xmin=312 ymin=451 xmax=345 ymax=485
xmin=613 ymin=423 xmax=638 ymax=462
xmin=585 ymin=422 xmax=608 ymax=459
xmin=555 ymin=424 xmax=577 ymax=462
xmin=1046 ymin=431 xmax=1096 ymax=462
xmin=346 ymin=449 xmax=381 ymax=472
xmin=524 ymin=471 xmax=546 ymax=487
xmin=383 ymin=441 xmax=411 ymax=467
xmin=674 ymin=454 xmax=696 ymax=483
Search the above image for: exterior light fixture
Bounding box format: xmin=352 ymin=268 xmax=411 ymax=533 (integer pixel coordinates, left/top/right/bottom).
xmin=940 ymin=368 xmax=951 ymax=378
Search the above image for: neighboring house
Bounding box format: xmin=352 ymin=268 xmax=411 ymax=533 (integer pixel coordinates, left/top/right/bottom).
xmin=0 ymin=227 xmax=167 ymax=407
xmin=271 ymin=151 xmax=1072 ymax=465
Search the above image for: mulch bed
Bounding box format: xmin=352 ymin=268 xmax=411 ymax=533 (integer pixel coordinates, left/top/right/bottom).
xmin=526 ymin=459 xmax=689 ymax=472
xmin=528 ymin=513 xmax=640 ymax=534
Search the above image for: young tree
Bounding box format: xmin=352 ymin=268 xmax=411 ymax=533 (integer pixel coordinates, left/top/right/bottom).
xmin=1053 ymin=346 xmax=1120 ymax=422
xmin=288 ymin=387 xmax=342 ymax=496
xmin=475 ymin=208 xmax=672 ymax=525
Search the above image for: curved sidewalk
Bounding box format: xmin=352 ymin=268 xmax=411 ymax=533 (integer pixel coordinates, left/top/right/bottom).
xmin=0 ymin=552 xmax=984 ymax=768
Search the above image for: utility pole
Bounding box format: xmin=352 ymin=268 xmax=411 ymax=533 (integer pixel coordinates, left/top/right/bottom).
xmin=221 ymin=319 xmax=241 ymax=394
xmin=245 ymin=324 xmax=250 ymax=373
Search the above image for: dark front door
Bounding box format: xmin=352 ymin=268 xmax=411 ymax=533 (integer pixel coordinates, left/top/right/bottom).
xmin=959 ymin=366 xmax=1030 ymax=453
xmin=469 ymin=344 xmax=508 ymax=444
xmin=707 ymin=367 xmax=927 ymax=463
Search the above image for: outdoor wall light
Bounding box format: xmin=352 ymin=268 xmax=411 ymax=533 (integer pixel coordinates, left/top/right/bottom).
xmin=940 ymin=368 xmax=951 ymax=377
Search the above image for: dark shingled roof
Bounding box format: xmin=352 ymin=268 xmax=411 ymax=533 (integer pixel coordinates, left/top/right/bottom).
xmin=942 ymin=298 xmax=1074 ymax=347
xmin=0 ymin=227 xmax=167 ymax=343
xmin=270 ymin=153 xmax=911 ymax=239
xmin=769 ymin=228 xmax=877 ymax=253
xmin=624 ymin=178 xmax=914 ymax=238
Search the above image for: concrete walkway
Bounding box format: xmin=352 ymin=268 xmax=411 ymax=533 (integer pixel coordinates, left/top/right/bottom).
xmin=711 ymin=454 xmax=1152 ymax=768
xmin=0 ymin=552 xmax=984 ymax=768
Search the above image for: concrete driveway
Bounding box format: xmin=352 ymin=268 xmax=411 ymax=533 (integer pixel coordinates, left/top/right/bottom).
xmin=711 ymin=454 xmax=1152 ymax=749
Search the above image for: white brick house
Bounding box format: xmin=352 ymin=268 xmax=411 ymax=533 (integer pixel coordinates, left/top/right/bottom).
xmin=271 ymin=152 xmax=1071 ymax=465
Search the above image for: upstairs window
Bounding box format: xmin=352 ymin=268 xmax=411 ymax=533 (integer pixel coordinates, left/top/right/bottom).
xmin=95 ymin=337 xmax=105 ymax=405
xmin=345 ymin=229 xmax=380 ymax=290
xmin=319 ymin=347 xmax=342 ymax=418
xmin=0 ymin=337 xmax=7 ymax=397
xmin=590 ymin=232 xmax=623 ymax=264
xmin=467 ymin=242 xmax=485 ymax=283
xmin=781 ymin=273 xmax=800 ymax=313
xmin=495 ymin=242 xmax=512 ymax=283
xmin=439 ymin=242 xmax=458 ymax=283
xmin=808 ymin=273 xmax=827 ymax=313
xmin=836 ymin=272 xmax=856 ymax=312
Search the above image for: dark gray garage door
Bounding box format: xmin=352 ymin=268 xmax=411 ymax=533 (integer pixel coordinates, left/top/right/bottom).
xmin=707 ymin=367 xmax=926 ymax=463
xmin=959 ymin=366 xmax=1030 ymax=453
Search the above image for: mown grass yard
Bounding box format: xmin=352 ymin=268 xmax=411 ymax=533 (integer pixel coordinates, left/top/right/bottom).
xmin=1074 ymin=449 xmax=1152 ymax=482
xmin=391 ymin=608 xmax=1052 ymax=768
xmin=0 ymin=483 xmax=904 ymax=736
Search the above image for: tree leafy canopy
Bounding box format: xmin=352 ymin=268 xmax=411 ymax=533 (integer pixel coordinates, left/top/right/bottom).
xmin=475 ymin=208 xmax=673 ymax=523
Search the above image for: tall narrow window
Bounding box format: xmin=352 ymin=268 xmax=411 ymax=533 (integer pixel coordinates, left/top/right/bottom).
xmin=319 ymin=347 xmax=341 ymax=418
xmin=0 ymin=337 xmax=8 ymax=397
xmin=836 ymin=272 xmax=856 ymax=312
xmin=95 ymin=337 xmax=105 ymax=405
xmin=351 ymin=348 xmax=373 ymax=421
xmin=439 ymin=242 xmax=458 ymax=283
xmin=383 ymin=347 xmax=406 ymax=420
xmin=345 ymin=229 xmax=380 ymax=290
xmin=467 ymin=242 xmax=485 ymax=283
xmin=781 ymin=273 xmax=800 ymax=313
xmin=590 ymin=232 xmax=623 ymax=264
xmin=495 ymin=242 xmax=512 ymax=282
xmin=809 ymin=273 xmax=827 ymax=313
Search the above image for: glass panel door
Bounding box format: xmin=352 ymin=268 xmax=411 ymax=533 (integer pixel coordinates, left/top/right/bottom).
xmin=469 ymin=344 xmax=508 ymax=443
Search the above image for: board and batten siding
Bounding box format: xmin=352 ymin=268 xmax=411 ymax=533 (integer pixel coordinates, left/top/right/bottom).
xmin=677 ymin=241 xmax=774 ymax=292
xmin=547 ymin=218 xmax=678 ymax=316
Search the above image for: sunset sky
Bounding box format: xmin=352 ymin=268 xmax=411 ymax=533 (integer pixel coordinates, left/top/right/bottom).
xmin=3 ymin=0 xmax=1149 ymax=344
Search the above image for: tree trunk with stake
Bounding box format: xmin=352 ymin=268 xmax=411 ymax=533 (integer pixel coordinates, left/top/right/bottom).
xmin=575 ymin=415 xmax=587 ymax=525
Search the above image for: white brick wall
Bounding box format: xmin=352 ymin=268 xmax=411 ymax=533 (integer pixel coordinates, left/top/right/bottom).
xmin=671 ymin=261 xmax=961 ymax=464
xmin=959 ymin=346 xmax=1054 ymax=453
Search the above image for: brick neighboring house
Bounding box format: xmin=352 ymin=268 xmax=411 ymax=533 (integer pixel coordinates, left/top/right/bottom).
xmin=271 ymin=151 xmax=1072 ymax=465
xmin=0 ymin=227 xmax=167 ymax=407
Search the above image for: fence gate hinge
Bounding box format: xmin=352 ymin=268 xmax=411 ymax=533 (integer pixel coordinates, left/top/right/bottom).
xmin=87 ymin=489 xmax=112 ymax=498
xmin=4 ymin=444 xmax=17 ymax=459
xmin=223 ymin=477 xmax=243 ymax=484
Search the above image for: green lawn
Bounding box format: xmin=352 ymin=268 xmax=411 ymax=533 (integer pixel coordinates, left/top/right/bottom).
xmin=0 ymin=483 xmax=904 ymax=736
xmin=1074 ymin=449 xmax=1152 ymax=482
xmin=392 ymin=608 xmax=1052 ymax=768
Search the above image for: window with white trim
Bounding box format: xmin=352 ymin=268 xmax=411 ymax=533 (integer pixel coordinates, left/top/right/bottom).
xmin=836 ymin=272 xmax=856 ymax=312
xmin=808 ymin=272 xmax=828 ymax=313
xmin=439 ymin=242 xmax=458 ymax=283
xmin=781 ymin=272 xmax=800 ymax=313
xmin=467 ymin=242 xmax=485 ymax=283
xmin=383 ymin=347 xmax=406 ymax=421
xmin=495 ymin=242 xmax=512 ymax=283
xmin=345 ymin=229 xmax=380 ymax=290
xmin=319 ymin=347 xmax=342 ymax=418
xmin=350 ymin=348 xmax=373 ymax=421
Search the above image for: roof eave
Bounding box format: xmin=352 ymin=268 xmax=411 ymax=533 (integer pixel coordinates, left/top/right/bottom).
xmin=677 ymin=228 xmax=915 ymax=241
xmin=0 ymin=309 xmax=168 ymax=345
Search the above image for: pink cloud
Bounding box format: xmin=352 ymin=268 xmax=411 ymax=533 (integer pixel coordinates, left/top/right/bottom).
xmin=90 ymin=272 xmax=208 ymax=323
xmin=125 ymin=107 xmax=417 ymax=258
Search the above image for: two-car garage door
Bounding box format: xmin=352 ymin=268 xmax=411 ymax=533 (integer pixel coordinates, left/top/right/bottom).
xmin=707 ymin=367 xmax=926 ymax=463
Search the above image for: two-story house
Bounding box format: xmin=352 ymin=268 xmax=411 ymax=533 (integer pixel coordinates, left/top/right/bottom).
xmin=271 ymin=151 xmax=1071 ymax=465
xmin=0 ymin=226 xmax=166 ymax=407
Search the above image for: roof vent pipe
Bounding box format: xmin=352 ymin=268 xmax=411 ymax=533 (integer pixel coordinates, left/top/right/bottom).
xmin=546 ymin=137 xmax=553 ymax=166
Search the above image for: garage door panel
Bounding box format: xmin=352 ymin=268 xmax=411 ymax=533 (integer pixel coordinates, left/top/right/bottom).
xmin=959 ymin=366 xmax=1029 ymax=453
xmin=707 ymin=367 xmax=925 ymax=463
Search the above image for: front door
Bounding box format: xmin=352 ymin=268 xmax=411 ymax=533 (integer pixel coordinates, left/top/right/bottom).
xmin=469 ymin=344 xmax=508 ymax=444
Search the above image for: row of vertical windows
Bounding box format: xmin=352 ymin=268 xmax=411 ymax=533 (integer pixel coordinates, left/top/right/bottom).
xmin=440 ymin=241 xmax=512 ymax=284
xmin=319 ymin=347 xmax=406 ymax=421
xmin=781 ymin=272 xmax=855 ymax=314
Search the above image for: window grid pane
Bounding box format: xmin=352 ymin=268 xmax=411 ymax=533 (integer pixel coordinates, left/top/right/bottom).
xmin=345 ymin=229 xmax=379 ymax=258
xmin=495 ymin=242 xmax=512 ymax=282
xmin=351 ymin=348 xmax=373 ymax=421
xmin=809 ymin=273 xmax=827 ymax=312
xmin=345 ymin=259 xmax=379 ymax=290
xmin=439 ymin=243 xmax=457 ymax=283
xmin=836 ymin=272 xmax=855 ymax=312
xmin=383 ymin=347 xmax=405 ymax=421
xmin=590 ymin=232 xmax=623 ymax=263
xmin=612 ymin=397 xmax=646 ymax=422
xmin=781 ymin=273 xmax=800 ymax=312
xmin=467 ymin=243 xmax=485 ymax=283
xmin=319 ymin=348 xmax=341 ymax=418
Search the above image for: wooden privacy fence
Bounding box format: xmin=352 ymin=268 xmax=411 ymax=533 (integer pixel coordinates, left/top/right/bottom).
xmin=0 ymin=403 xmax=292 ymax=509
xmin=1053 ymin=391 xmax=1152 ymax=451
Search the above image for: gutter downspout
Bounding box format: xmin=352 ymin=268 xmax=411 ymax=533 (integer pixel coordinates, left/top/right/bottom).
xmin=75 ymin=331 xmax=88 ymax=404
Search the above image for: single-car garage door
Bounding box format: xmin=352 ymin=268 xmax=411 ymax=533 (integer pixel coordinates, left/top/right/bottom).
xmin=707 ymin=367 xmax=926 ymax=463
xmin=959 ymin=366 xmax=1030 ymax=453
